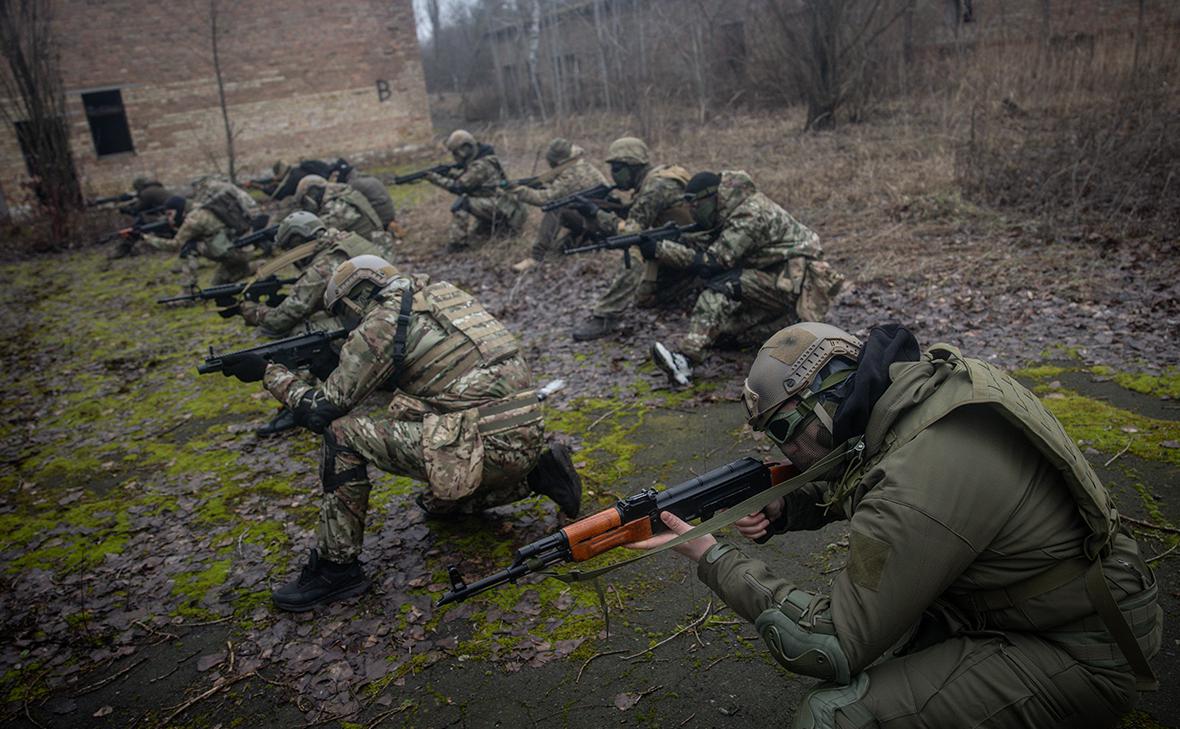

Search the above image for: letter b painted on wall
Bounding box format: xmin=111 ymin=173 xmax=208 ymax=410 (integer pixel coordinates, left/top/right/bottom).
xmin=376 ymin=80 xmax=392 ymax=103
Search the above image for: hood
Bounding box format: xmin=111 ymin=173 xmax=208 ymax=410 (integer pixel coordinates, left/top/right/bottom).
xmin=831 ymin=324 xmax=921 ymax=446
xmin=717 ymin=170 xmax=757 ymax=219
xmin=473 ymin=143 xmax=496 ymax=161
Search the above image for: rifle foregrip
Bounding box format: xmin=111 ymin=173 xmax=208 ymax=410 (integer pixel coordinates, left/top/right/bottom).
xmin=563 ymin=509 xmax=653 ymax=562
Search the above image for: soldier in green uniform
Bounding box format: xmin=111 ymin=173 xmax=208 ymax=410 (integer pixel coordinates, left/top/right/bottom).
xmin=293 ymin=175 xmax=395 ymax=258
xmin=649 ymin=170 xmax=845 ymax=387
xmin=172 ymin=181 xmax=258 ymax=292
xmin=221 ymin=255 xmax=582 ymax=611
xmin=633 ymin=323 xmax=1162 ymax=728
xmin=424 ymin=130 xmax=526 ymax=251
xmin=508 ymin=137 xmax=610 ymax=272
xmin=570 ymin=137 xmax=696 ymax=341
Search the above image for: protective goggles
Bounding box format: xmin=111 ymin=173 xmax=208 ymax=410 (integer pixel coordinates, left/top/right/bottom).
xmin=764 ymin=396 xmax=819 ymax=445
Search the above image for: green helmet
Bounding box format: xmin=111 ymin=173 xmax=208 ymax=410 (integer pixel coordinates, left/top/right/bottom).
xmin=445 ymin=129 xmax=478 ymax=163
xmin=323 ymin=254 xmax=400 ymax=322
xmin=132 ymin=176 xmax=156 ymax=192
xmin=605 ymin=137 xmax=649 ymax=166
xmin=276 ymin=211 xmax=326 ymax=249
xmin=545 ymin=137 xmax=573 ymax=167
xmin=743 ymin=323 xmax=862 ymax=431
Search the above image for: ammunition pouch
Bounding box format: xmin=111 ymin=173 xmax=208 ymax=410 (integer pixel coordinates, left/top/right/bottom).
xmin=421 ymin=409 xmax=485 ymax=502
xmin=320 ymin=429 xmax=367 ymax=493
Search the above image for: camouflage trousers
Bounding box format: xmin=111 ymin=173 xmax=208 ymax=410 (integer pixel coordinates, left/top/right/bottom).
xmin=448 ymin=195 xmax=526 ymax=249
xmin=531 ymin=209 xmax=595 ymax=260
xmin=679 ymin=269 xmax=797 ymax=363
xmin=809 ymin=631 xmax=1136 ymax=729
xmin=178 ymin=247 xmax=253 ymax=289
xmin=592 ymin=254 xmax=701 ymax=318
xmin=316 ymin=414 xmax=544 ymax=562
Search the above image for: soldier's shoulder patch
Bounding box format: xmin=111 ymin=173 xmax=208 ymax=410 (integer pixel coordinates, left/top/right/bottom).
xmin=847 ymin=529 xmax=891 ymax=592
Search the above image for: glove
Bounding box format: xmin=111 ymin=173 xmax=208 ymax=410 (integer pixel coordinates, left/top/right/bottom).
xmin=570 ymin=196 xmax=598 ymax=218
xmin=637 ymin=236 xmax=659 ymax=261
xmin=222 ymin=354 xmax=268 ymax=383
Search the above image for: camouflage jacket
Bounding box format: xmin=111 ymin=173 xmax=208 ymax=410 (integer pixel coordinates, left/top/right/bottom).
xmin=425 ymin=146 xmax=505 ymax=198
xmin=172 ymin=207 xmax=231 ymax=258
xmin=240 ymin=229 xmax=383 ymax=335
xmin=514 ymin=152 xmax=608 ymax=207
xmin=264 ymin=274 xmax=532 ymax=416
xmin=594 ymin=164 xmax=691 ymax=234
xmin=319 ymin=183 xmax=383 ymax=238
xmin=655 ymin=171 xmax=822 ymax=272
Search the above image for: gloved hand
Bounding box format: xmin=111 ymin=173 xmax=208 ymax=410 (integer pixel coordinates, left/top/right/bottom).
xmin=570 ymin=196 xmax=598 ymax=218
xmin=222 ymin=354 xmax=268 ymax=383
xmin=637 ymin=235 xmax=659 ymax=261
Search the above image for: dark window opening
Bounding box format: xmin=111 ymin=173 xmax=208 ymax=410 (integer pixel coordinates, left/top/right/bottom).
xmin=82 ymin=89 xmax=134 ymax=156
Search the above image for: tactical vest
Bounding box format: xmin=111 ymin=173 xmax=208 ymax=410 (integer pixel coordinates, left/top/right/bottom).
xmin=646 ymin=165 xmax=695 ymax=227
xmin=349 ymin=176 xmax=396 ymax=226
xmin=837 ymin=345 xmax=1116 ymax=557
xmin=201 ymin=185 xmax=252 ymax=235
xmin=398 ymin=281 xmax=522 ymax=394
xmin=325 ymin=229 xmax=378 ymax=260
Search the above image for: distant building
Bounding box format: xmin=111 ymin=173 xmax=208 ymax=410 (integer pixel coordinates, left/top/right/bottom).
xmin=0 ymin=0 xmax=431 ymax=207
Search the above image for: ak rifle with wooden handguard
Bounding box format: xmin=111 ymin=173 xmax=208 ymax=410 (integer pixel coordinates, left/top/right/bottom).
xmin=437 ymin=456 xmax=795 ymax=606
xmin=563 ymin=221 xmax=699 ymax=269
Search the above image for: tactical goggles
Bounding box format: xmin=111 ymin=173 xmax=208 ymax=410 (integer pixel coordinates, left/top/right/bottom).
xmin=764 ymin=396 xmax=819 ymax=445
xmin=682 ymin=186 xmax=719 ymax=205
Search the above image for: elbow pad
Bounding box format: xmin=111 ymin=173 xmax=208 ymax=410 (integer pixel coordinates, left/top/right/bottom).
xmin=754 ymin=590 xmax=851 ymax=683
xmin=293 ymin=390 xmax=347 ymax=434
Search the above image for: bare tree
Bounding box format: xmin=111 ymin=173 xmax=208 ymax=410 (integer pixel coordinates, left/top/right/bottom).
xmin=208 ymin=0 xmax=236 ymax=182
xmin=0 ymin=0 xmax=81 ymax=233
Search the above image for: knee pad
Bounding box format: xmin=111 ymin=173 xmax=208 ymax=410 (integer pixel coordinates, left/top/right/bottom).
xmin=793 ymin=675 xmax=875 ymax=729
xmin=705 ymin=268 xmax=743 ymax=300
xmin=320 ymin=429 xmax=368 ymax=494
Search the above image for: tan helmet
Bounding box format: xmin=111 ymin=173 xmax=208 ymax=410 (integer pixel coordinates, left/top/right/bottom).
xmin=276 ymin=211 xmax=326 ymax=249
xmin=545 ymin=137 xmax=573 ymax=167
xmin=743 ymin=323 xmax=862 ymax=430
xmin=294 ymin=174 xmax=327 ymax=200
xmin=272 ymin=160 xmax=290 ymax=178
xmin=606 ymin=137 xmax=650 ymax=166
xmin=443 ymin=129 xmax=476 ymax=153
xmin=323 ymin=254 xmax=400 ymax=314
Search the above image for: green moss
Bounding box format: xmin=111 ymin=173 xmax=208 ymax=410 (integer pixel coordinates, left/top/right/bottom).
xmin=1013 ymin=365 xmax=1066 ymax=379
xmin=1106 ymin=368 xmax=1180 ymax=400
xmin=172 ymin=559 xmax=232 ymax=617
xmin=1119 ymin=710 xmax=1171 ymax=729
xmin=1035 ymin=387 xmax=1180 ymax=465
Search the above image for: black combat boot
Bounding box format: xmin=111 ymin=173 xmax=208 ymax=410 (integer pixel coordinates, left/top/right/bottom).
xmin=271 ymin=549 xmax=370 ymax=612
xmin=572 ymin=315 xmax=619 ymax=342
xmin=527 ymin=442 xmax=583 ymax=518
xmin=256 ymin=407 xmax=298 ymax=437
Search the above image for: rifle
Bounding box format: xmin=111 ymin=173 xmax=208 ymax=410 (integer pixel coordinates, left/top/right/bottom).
xmin=438 ymin=456 xmax=795 ymax=606
xmin=233 ymin=224 xmax=279 ymax=252
xmin=563 ymin=222 xmax=699 ymax=269
xmin=94 ymin=218 xmax=173 ymax=246
xmin=198 ymin=327 xmax=348 ymax=378
xmin=540 ymin=184 xmax=618 ymax=213
xmin=156 ymin=275 xmax=297 ymax=313
xmin=506 ymin=176 xmax=544 ymax=189
xmin=393 ymin=163 xmax=460 ymax=185
xmin=87 ymin=192 xmax=134 ymax=207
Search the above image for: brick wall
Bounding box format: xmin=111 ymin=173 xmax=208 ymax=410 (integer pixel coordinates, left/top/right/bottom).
xmin=0 ymin=0 xmax=432 ymax=206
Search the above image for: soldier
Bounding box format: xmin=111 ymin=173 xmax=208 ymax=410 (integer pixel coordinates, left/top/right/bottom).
xmin=424 ymin=129 xmax=526 ymax=252
xmin=634 ymin=323 xmax=1162 ymax=728
xmin=649 ymin=170 xmax=845 ymax=387
xmin=122 ymin=176 xmax=171 ymax=216
xmin=120 ymin=194 xmax=189 ymax=258
xmin=508 ymin=137 xmax=610 ymax=273
xmin=256 ymin=158 xmax=351 ymax=201
xmin=569 ymin=136 xmax=695 ymax=342
xmin=334 ymin=166 xmax=399 ymax=233
xmin=221 ymin=255 xmax=583 ymax=611
xmin=294 ymin=175 xmax=396 ymax=258
xmin=172 ymin=182 xmax=259 ymax=291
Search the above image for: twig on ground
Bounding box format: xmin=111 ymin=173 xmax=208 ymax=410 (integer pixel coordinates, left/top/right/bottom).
xmin=23 ymin=698 xmax=46 ymax=729
xmin=174 ymin=616 xmax=233 ymax=627
xmin=1146 ymin=542 xmax=1179 ymax=563
xmin=576 ymin=650 xmax=627 ymax=684
xmin=157 ymin=671 xmax=254 ymax=728
xmin=1122 ymin=516 xmax=1180 ymax=535
xmin=704 ymin=654 xmax=730 ymax=671
xmin=677 ymin=712 xmax=696 ymax=727
xmin=365 ymin=701 xmax=414 ymax=729
xmin=587 ymin=404 xmax=628 ymax=432
xmin=1103 ymin=439 xmax=1132 ymax=467
xmin=305 ymin=709 xmax=361 ymax=728
xmin=75 ymin=656 xmax=148 ymax=695
xmin=624 ymin=600 xmax=712 ymax=660
xmin=226 ymin=640 xmax=235 ymax=675
xmin=133 ymin=619 xmax=179 ymax=644
xmin=505 ymin=270 xmax=530 ymax=310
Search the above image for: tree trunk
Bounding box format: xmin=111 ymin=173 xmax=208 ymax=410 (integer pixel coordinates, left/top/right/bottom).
xmin=592 ymin=0 xmax=612 ymax=111
xmin=210 ymin=0 xmax=235 ymax=182
xmin=525 ymin=0 xmax=547 ymax=121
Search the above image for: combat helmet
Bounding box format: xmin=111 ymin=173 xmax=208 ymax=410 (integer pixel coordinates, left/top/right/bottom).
xmin=445 ymin=129 xmax=478 ymax=163
xmin=605 ymin=137 xmax=650 ymax=166
xmin=743 ymin=323 xmax=862 ymax=431
xmin=545 ymin=137 xmax=573 ymax=167
xmin=295 ymin=174 xmax=328 ymax=211
xmin=323 ymin=254 xmax=400 ymax=326
xmin=276 ymin=211 xmax=326 ymax=249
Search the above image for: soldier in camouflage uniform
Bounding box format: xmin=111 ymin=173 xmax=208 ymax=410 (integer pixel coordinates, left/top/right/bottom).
xmin=172 ymin=181 xmax=259 ymax=292
xmin=508 ymin=137 xmax=610 ymax=272
xmin=122 ymin=176 xmax=171 ymax=216
xmin=634 ymin=323 xmax=1162 ymax=729
xmin=221 ymin=255 xmax=582 ymax=611
xmin=570 ymin=137 xmax=697 ymax=341
xmin=294 ymin=175 xmax=397 ymax=259
xmin=650 ymin=171 xmax=845 ymax=387
xmin=425 ymin=130 xmax=526 ymax=251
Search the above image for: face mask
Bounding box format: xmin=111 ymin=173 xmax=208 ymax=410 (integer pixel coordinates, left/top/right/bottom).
xmin=690 ymin=195 xmax=718 ymax=228
xmin=610 ymin=162 xmax=637 ymax=190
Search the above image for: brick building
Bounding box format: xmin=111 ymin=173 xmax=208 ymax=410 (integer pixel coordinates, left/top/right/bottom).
xmin=0 ymin=0 xmax=431 ymax=209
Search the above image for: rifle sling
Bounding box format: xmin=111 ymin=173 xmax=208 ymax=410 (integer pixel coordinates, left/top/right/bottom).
xmin=252 ymin=240 xmax=320 ymax=280
xmin=535 ymin=442 xmax=857 ymax=584
xmin=391 ymin=288 xmax=414 ymax=375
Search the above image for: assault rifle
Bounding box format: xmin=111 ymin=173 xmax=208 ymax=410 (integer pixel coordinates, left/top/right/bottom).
xmin=156 ymin=275 xmax=297 ymax=314
xmin=233 ymin=224 xmax=279 ymax=252
xmin=438 ymin=457 xmax=794 ymax=606
xmin=540 ymin=184 xmax=619 ymax=213
xmin=87 ymin=192 xmax=134 ymax=207
xmin=505 ymin=175 xmax=544 ymax=189
xmin=94 ymin=218 xmax=173 ymax=246
xmin=198 ymin=327 xmax=348 ymax=378
xmin=563 ymin=221 xmax=699 ymax=269
xmin=394 ymin=163 xmax=460 ymax=185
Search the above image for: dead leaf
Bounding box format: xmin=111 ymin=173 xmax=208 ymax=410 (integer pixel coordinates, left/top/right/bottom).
xmin=1162 ymin=440 xmax=1180 ymax=449
xmin=614 ymin=692 xmax=641 ymax=711
xmin=93 ymin=705 xmax=113 ymax=717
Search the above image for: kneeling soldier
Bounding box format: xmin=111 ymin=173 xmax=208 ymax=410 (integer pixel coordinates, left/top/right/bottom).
xmin=222 ymin=255 xmax=582 ymax=611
